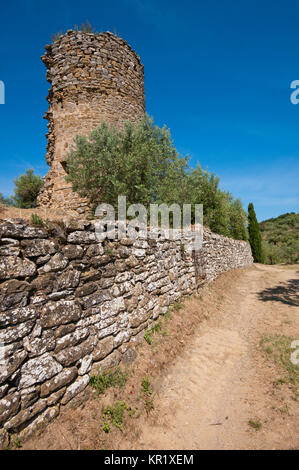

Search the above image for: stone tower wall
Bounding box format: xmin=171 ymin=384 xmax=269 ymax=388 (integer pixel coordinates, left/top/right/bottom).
xmin=37 ymin=30 xmax=145 ymax=214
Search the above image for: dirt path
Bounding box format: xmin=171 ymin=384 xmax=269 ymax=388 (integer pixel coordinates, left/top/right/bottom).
xmin=135 ymin=264 xmax=299 ymax=450
xmin=21 ymin=264 xmax=299 ymax=450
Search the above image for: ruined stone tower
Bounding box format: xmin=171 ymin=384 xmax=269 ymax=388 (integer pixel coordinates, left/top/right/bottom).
xmin=37 ymin=30 xmax=145 ymax=214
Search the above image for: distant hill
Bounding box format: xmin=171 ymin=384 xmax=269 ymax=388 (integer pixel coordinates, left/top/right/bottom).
xmin=259 ymin=212 xmax=299 ymax=264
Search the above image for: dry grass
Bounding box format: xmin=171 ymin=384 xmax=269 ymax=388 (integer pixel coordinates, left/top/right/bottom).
xmin=0 ymin=204 xmax=78 ymax=222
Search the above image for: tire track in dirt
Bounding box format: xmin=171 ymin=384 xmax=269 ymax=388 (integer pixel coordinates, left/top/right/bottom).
xmin=140 ymin=329 xmax=248 ymax=449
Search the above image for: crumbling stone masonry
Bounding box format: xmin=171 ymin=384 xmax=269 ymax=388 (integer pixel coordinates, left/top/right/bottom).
xmin=0 ymin=218 xmax=253 ymax=444
xmin=37 ymin=30 xmax=145 ymax=214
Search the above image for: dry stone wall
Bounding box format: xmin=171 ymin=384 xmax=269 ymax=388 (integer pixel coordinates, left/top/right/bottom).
xmin=0 ymin=218 xmax=253 ymax=443
xmin=37 ymin=30 xmax=145 ymax=214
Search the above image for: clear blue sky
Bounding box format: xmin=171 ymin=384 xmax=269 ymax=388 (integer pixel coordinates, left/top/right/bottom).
xmin=0 ymin=0 xmax=298 ymax=221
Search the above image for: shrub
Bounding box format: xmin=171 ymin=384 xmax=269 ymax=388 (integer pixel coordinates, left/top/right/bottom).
xmin=13 ymin=169 xmax=43 ymax=209
xmin=0 ymin=192 xmax=14 ymax=206
xmin=66 ymin=115 xmax=248 ymax=240
xmin=66 ymin=115 xmax=187 ymax=210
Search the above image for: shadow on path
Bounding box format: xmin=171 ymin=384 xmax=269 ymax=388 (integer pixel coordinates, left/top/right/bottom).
xmin=258 ymin=278 xmax=299 ymax=307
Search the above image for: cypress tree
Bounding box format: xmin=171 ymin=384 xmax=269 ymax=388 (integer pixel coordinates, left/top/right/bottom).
xmin=248 ymin=203 xmax=264 ymax=262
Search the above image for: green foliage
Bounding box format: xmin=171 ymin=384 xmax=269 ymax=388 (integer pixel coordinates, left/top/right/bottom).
xmin=144 ymin=330 xmax=152 ymax=345
xmin=164 ymin=311 xmax=171 ymax=322
xmin=66 ymin=115 xmax=248 ymax=240
xmin=229 ymin=199 xmax=248 ymax=241
xmin=141 ymin=377 xmax=153 ymax=396
xmin=102 ymin=401 xmax=128 ymax=431
xmin=248 ymin=203 xmax=264 ymax=263
xmin=144 ymin=321 xmax=162 ymax=345
xmin=248 ymin=419 xmax=262 ymax=430
xmin=89 ymin=367 xmax=128 ymax=395
xmin=12 ymin=169 xmax=43 ymax=209
xmin=31 ymin=213 xmax=44 ymax=227
xmin=67 ymin=115 xmax=187 ymax=210
xmin=141 ymin=378 xmax=154 ymax=414
xmin=13 ymin=435 xmax=22 ymax=448
xmin=102 ymin=421 xmax=111 ymax=433
xmin=0 ymin=192 xmax=14 ymax=206
xmin=260 ymin=212 xmax=299 ymax=264
xmin=144 ymin=395 xmax=154 ymax=414
xmin=104 ymin=247 xmax=115 ymax=258
xmin=260 ymin=334 xmax=299 ymax=397
xmin=183 ymin=164 xmax=247 ymax=239
xmin=173 ymin=300 xmax=182 ymax=311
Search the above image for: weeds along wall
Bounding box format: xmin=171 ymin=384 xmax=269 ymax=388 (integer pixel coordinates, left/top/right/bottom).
xmin=0 ymin=218 xmax=253 ymax=444
xmin=37 ymin=30 xmax=145 ymax=214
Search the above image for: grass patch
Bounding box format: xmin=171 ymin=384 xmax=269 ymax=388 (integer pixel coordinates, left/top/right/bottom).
xmin=102 ymin=401 xmax=135 ymax=432
xmin=141 ymin=377 xmax=152 ymax=396
xmin=89 ymin=367 xmax=128 ymax=395
xmin=104 ymin=247 xmax=115 ymax=258
xmin=173 ymin=300 xmax=182 ymax=311
xmin=144 ymin=299 xmax=186 ymax=345
xmin=144 ymin=321 xmax=162 ymax=345
xmin=102 ymin=422 xmax=111 ymax=434
xmin=275 ymin=378 xmax=286 ymax=385
xmin=260 ymin=334 xmax=299 ymax=394
xmin=14 ymin=435 xmax=21 ymax=448
xmin=164 ymin=311 xmax=171 ymax=322
xmin=144 ymin=395 xmax=154 ymax=414
xmin=278 ymin=404 xmax=289 ymax=415
xmin=248 ymin=419 xmax=262 ymax=430
xmin=141 ymin=377 xmax=154 ymax=414
xmin=102 ymin=401 xmax=127 ymax=432
xmin=31 ymin=213 xmax=44 ymax=227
